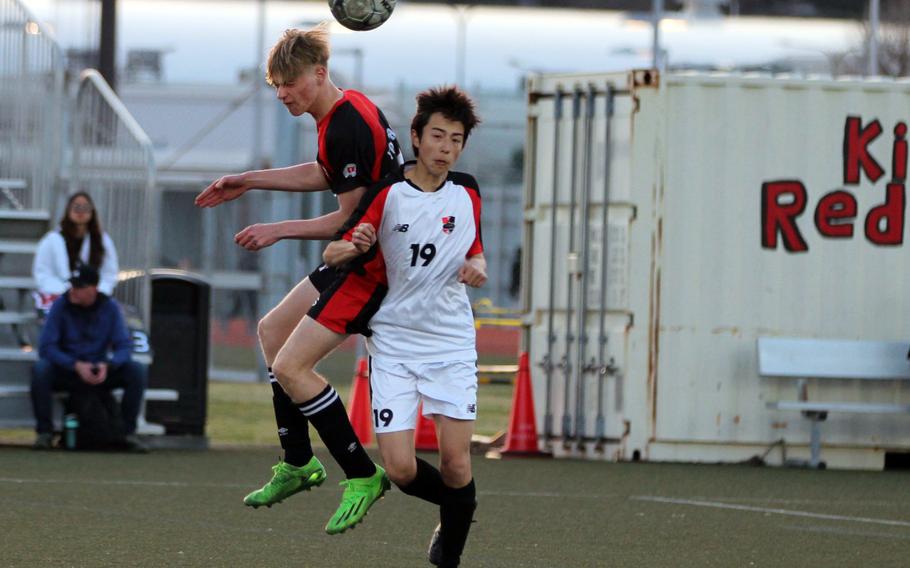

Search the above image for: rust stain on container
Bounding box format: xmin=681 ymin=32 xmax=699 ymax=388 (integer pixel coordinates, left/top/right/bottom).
xmin=711 ymin=326 xmax=741 ymax=337
xmin=632 ymin=69 xmax=660 ymax=89
xmin=647 ymin=214 xmax=663 ymax=436
xmin=771 ymin=422 xmax=788 ymax=429
xmin=733 ymin=415 xmax=741 ymax=425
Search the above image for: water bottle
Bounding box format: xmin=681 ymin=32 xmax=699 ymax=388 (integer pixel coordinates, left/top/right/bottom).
xmin=64 ymin=413 xmax=79 ymax=450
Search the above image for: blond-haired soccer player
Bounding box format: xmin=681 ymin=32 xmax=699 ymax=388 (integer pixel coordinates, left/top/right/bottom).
xmin=195 ymin=24 xmax=400 ymax=534
xmin=324 ymin=86 xmax=484 ymax=567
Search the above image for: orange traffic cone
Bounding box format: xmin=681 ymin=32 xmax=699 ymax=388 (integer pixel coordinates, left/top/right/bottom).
xmin=347 ymin=357 xmax=373 ymax=446
xmin=414 ymin=402 xmax=439 ymax=451
xmin=500 ymin=352 xmax=542 ymax=455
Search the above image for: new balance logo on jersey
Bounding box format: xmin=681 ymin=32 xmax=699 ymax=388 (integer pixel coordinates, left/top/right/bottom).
xmin=393 ymin=224 xmax=409 ymax=232
xmin=343 ymin=163 xmax=358 ymax=178
xmin=466 ymin=404 xmax=476 ymax=414
xmin=442 ymin=216 xmax=456 ymax=234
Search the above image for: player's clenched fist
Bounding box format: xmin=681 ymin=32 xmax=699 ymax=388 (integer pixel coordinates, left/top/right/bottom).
xmin=458 ymin=254 xmax=487 ymax=288
xmin=195 ymin=173 xmax=250 ymax=208
xmin=235 ymin=223 xmax=280 ymax=251
xmin=351 ymin=223 xmax=376 ymax=252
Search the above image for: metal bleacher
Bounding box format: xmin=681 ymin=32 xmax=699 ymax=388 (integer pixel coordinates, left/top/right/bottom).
xmin=1 ymin=0 xmax=164 ymax=435
xmin=0 ymin=202 xmax=174 ymax=434
xmin=1 ymin=0 xmax=63 ymax=429
xmin=0 ymin=199 xmax=49 ymax=428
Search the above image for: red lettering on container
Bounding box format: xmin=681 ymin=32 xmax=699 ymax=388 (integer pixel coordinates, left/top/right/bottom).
xmin=843 ymin=116 xmax=884 ymax=185
xmin=893 ymin=123 xmax=907 ymax=182
xmin=865 ymin=183 xmax=905 ymax=246
xmin=814 ymin=190 xmax=856 ymax=238
xmin=762 ymin=181 xmax=808 ymax=252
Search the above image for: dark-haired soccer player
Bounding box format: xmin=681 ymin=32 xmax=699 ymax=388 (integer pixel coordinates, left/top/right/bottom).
xmin=195 ymin=23 xmax=400 ymax=534
xmin=324 ymin=86 xmax=484 ymax=567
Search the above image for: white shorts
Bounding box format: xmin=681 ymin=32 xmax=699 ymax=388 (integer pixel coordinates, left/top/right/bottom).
xmin=369 ymin=357 xmax=478 ymax=434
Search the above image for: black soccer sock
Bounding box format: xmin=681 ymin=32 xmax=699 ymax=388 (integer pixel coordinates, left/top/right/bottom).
xmin=268 ymin=368 xmax=314 ymax=467
xmin=297 ymin=385 xmax=376 ymax=479
xmin=396 ymin=458 xmax=446 ymax=505
xmin=439 ymin=479 xmax=477 ymax=565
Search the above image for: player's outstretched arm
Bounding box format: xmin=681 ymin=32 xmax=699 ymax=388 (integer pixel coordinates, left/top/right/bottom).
xmin=234 ymin=186 xmax=366 ymax=251
xmin=323 ymin=223 xmax=376 ymax=267
xmin=458 ymin=253 xmax=487 ymax=288
xmin=195 ymin=162 xmax=329 ymax=208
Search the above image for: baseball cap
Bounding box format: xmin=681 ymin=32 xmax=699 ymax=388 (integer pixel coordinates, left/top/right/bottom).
xmin=69 ymin=264 xmax=100 ymax=288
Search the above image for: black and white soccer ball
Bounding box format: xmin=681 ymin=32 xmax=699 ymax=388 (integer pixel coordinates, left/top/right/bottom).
xmin=329 ymin=0 xmax=396 ymax=32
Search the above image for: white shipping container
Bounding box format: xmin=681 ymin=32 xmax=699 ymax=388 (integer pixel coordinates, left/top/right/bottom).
xmin=522 ymin=70 xmax=910 ymax=470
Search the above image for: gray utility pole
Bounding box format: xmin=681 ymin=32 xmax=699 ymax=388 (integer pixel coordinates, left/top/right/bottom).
xmin=454 ymin=5 xmax=470 ymax=85
xmin=867 ymin=0 xmax=880 ymax=76
xmin=99 ymin=0 xmax=116 ymax=90
xmin=253 ymin=0 xmax=266 ymax=169
xmin=652 ymin=0 xmax=664 ymax=70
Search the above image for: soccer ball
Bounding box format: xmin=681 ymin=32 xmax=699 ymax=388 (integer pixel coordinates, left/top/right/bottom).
xmin=329 ymin=0 xmax=396 ymax=32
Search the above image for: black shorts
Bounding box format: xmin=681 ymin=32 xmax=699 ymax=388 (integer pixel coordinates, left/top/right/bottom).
xmin=307 ymin=263 xmax=340 ymax=293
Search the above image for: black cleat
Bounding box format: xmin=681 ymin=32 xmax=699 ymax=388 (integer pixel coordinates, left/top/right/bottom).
xmin=32 ymin=433 xmax=53 ymax=450
xmin=430 ymin=500 xmax=477 ymax=566
xmin=427 ymin=523 xmax=443 ymax=565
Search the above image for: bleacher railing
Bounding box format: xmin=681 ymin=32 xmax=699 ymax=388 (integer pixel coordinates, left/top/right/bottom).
xmin=0 ymin=0 xmax=65 ymax=211
xmin=72 ymin=70 xmax=159 ymax=324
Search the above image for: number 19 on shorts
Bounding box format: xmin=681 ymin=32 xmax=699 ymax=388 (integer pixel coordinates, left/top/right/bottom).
xmin=373 ymin=408 xmax=394 ymax=428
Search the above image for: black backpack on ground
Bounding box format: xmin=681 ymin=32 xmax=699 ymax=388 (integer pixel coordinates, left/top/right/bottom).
xmin=64 ymin=387 xmax=127 ymax=450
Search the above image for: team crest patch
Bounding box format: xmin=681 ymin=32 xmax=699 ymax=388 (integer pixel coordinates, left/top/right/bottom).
xmin=343 ymin=163 xmax=357 ymax=178
xmin=442 ymin=216 xmax=456 ymax=234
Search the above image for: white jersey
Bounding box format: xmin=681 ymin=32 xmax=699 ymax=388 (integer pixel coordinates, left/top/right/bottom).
xmin=341 ymin=168 xmax=483 ymax=362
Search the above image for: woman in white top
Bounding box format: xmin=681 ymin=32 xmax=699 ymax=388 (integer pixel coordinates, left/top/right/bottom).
xmin=33 ymin=192 xmax=119 ymax=302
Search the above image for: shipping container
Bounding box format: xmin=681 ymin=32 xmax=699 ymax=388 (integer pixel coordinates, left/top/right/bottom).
xmin=522 ymin=70 xmax=910 ymax=470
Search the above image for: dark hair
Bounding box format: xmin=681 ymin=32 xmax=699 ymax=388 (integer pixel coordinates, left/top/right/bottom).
xmin=410 ymin=86 xmax=481 ymax=157
xmin=60 ymin=191 xmax=105 ymax=271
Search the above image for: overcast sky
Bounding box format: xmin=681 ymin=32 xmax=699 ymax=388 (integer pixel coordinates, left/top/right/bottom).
xmin=25 ymin=0 xmax=863 ymax=89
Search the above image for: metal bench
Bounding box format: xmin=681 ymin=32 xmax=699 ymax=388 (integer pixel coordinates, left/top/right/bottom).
xmin=0 ymin=383 xmax=178 ymax=435
xmin=477 ymin=364 xmax=518 ymax=385
xmin=757 ymin=337 xmax=910 ymax=468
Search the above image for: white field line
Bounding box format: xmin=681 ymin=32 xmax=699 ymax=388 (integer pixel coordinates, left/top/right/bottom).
xmin=4 ymin=477 xmax=904 ymax=516
xmin=0 ymin=477 xmax=250 ymax=489
xmin=683 ymin=496 xmax=903 ymax=508
xmin=633 ymin=496 xmax=910 ymax=529
xmin=781 ymin=524 xmax=910 ymax=540
xmin=0 ymin=477 xmax=612 ymax=499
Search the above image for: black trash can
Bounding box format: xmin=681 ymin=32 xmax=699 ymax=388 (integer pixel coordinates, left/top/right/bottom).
xmin=145 ymin=270 xmax=210 ymax=436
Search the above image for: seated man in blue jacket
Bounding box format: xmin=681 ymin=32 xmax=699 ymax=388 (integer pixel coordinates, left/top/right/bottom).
xmin=30 ymin=264 xmax=148 ymax=451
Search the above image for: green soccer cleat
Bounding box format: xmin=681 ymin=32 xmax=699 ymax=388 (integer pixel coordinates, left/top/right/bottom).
xmin=324 ymin=464 xmax=391 ymax=535
xmin=243 ymin=457 xmax=327 ymax=508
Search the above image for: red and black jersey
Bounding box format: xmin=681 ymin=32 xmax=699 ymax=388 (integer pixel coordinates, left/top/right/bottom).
xmin=306 ymin=167 xmax=407 ymax=335
xmin=316 ymin=90 xmax=403 ymax=195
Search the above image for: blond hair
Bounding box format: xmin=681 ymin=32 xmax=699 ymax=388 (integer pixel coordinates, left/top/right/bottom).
xmin=265 ymin=23 xmax=331 ymax=86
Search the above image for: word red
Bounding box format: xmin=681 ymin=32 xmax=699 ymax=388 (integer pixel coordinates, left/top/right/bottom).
xmin=762 ymin=116 xmax=908 ymax=252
